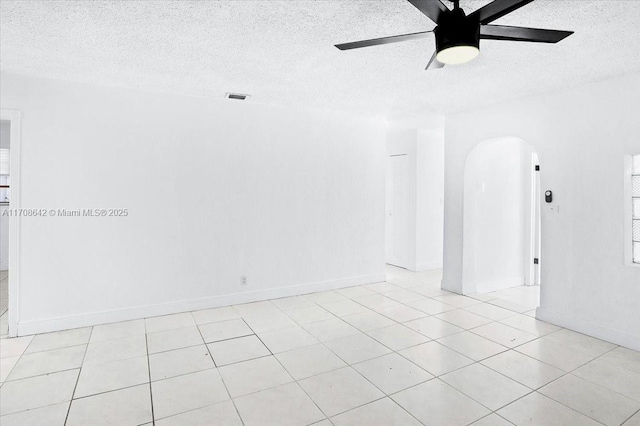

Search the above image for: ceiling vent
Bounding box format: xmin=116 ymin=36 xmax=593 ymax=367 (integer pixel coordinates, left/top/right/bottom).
xmin=225 ymin=92 xmax=250 ymax=100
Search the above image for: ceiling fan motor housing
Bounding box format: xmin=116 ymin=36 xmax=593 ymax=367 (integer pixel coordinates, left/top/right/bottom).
xmin=435 ymin=8 xmax=480 ymax=53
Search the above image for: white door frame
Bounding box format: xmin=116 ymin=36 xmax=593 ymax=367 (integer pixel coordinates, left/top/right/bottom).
xmin=1 ymin=109 xmax=22 ymax=337
xmin=529 ymin=153 xmax=541 ymax=286
xmin=386 ymin=153 xmax=409 ymax=268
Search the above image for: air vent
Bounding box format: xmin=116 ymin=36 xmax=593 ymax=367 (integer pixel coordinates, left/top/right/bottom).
xmin=225 ymin=92 xmax=250 ymax=101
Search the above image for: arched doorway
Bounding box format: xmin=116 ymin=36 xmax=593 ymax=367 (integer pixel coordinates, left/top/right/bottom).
xmin=462 ymin=137 xmax=541 ymax=303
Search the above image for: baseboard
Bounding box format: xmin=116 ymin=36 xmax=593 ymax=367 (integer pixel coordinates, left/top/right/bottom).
xmin=17 ymin=272 xmax=386 ymax=336
xmin=413 ymin=260 xmax=443 ymax=271
xmin=536 ymin=306 xmax=640 ymax=351
xmin=441 ymin=277 xmax=525 ymax=295
xmin=473 ymin=277 xmax=526 ymax=294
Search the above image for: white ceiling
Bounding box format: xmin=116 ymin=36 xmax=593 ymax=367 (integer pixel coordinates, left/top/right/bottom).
xmin=2 ymin=0 xmax=640 ymax=117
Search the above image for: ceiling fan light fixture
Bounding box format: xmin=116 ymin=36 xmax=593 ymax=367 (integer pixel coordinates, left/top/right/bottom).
xmin=434 ymin=8 xmax=480 ymax=65
xmin=436 ymin=45 xmax=479 ymax=65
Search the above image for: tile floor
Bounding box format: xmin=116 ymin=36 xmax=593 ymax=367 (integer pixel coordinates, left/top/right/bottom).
xmin=1 ymin=266 xmax=639 ymax=425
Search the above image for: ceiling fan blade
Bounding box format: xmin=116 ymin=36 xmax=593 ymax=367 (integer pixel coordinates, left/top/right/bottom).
xmin=406 ymin=0 xmax=449 ymax=24
xmin=335 ymin=30 xmax=433 ymax=50
xmin=426 ymin=51 xmax=445 ymax=70
xmin=480 ymin=25 xmax=573 ymax=43
xmin=468 ymin=0 xmax=535 ymax=24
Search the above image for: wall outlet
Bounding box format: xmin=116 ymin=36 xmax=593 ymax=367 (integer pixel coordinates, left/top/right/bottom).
xmin=240 ymin=275 xmax=248 ymax=286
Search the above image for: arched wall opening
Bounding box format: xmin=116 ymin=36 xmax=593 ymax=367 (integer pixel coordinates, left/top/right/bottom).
xmin=462 ymin=137 xmax=541 ymax=296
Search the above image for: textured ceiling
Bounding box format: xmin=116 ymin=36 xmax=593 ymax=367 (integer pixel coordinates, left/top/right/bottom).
xmin=2 ymin=0 xmax=640 ymax=117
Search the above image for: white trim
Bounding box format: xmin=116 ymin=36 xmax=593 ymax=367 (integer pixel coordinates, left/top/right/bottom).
xmin=414 ymin=260 xmax=443 ymax=271
xmin=16 ymin=272 xmax=386 ymax=336
xmin=1 ymin=109 xmax=21 ymax=338
xmin=528 ymin=154 xmax=541 ymax=285
xmin=536 ymin=306 xmax=640 ymax=351
xmin=464 ymin=277 xmax=525 ymax=294
xmin=386 ymin=152 xmax=410 ymax=269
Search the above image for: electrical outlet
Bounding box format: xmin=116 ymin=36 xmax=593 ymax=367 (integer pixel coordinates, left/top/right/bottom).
xmin=240 ymin=276 xmax=248 ymax=286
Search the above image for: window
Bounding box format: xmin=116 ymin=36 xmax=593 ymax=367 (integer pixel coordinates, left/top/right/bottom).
xmin=632 ymin=155 xmax=640 ymax=264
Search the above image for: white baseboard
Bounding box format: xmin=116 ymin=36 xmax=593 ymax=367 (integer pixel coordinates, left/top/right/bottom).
xmin=413 ymin=260 xmax=443 ymax=271
xmin=441 ymin=278 xmax=525 ymax=295
xmin=17 ymin=272 xmax=386 ymax=336
xmin=473 ymin=277 xmax=526 ymax=294
xmin=536 ymin=306 xmax=640 ymax=351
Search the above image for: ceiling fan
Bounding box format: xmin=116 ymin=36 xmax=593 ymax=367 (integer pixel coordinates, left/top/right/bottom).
xmin=335 ymin=0 xmax=573 ymax=69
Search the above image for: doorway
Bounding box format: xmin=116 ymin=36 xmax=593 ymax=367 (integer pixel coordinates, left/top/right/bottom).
xmin=385 ymin=153 xmax=409 ymax=268
xmin=0 ymin=119 xmax=11 ymax=337
xmin=1 ymin=110 xmax=21 ymax=338
xmin=462 ymin=137 xmax=541 ymax=307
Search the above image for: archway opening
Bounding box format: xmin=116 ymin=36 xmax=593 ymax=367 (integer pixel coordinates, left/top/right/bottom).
xmin=462 ymin=137 xmax=541 ymax=308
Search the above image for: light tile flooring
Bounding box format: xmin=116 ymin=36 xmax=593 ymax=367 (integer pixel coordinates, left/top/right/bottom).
xmin=1 ymin=266 xmax=639 ymax=425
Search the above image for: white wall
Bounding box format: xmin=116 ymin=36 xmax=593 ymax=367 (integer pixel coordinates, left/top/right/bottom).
xmin=443 ymin=73 xmax=640 ymax=350
xmin=462 ymin=138 xmax=535 ymax=293
xmin=386 ymin=117 xmax=445 ymax=271
xmin=0 ymin=73 xmax=387 ymax=335
xmin=416 ymin=129 xmax=445 ymax=271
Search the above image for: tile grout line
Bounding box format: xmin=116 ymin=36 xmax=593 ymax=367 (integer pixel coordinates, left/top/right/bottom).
xmin=530 ymin=344 xmax=640 ymax=425
xmin=485 ymin=388 xmax=607 ymax=425
xmin=143 ymin=320 xmax=156 ymax=426
xmin=64 ymin=326 xmax=93 ymax=426
xmin=63 ymin=381 xmax=155 ymax=402
xmin=1 ymin=335 xmax=32 ymax=383
xmin=0 ymin=333 xmax=87 ymax=419
xmin=470 ymin=411 xmax=514 ymax=425
xmin=193 ymin=311 xmax=246 ymax=426
xmin=240 ymin=314 xmax=330 ymax=424
xmin=621 ymin=407 xmax=640 ymax=425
